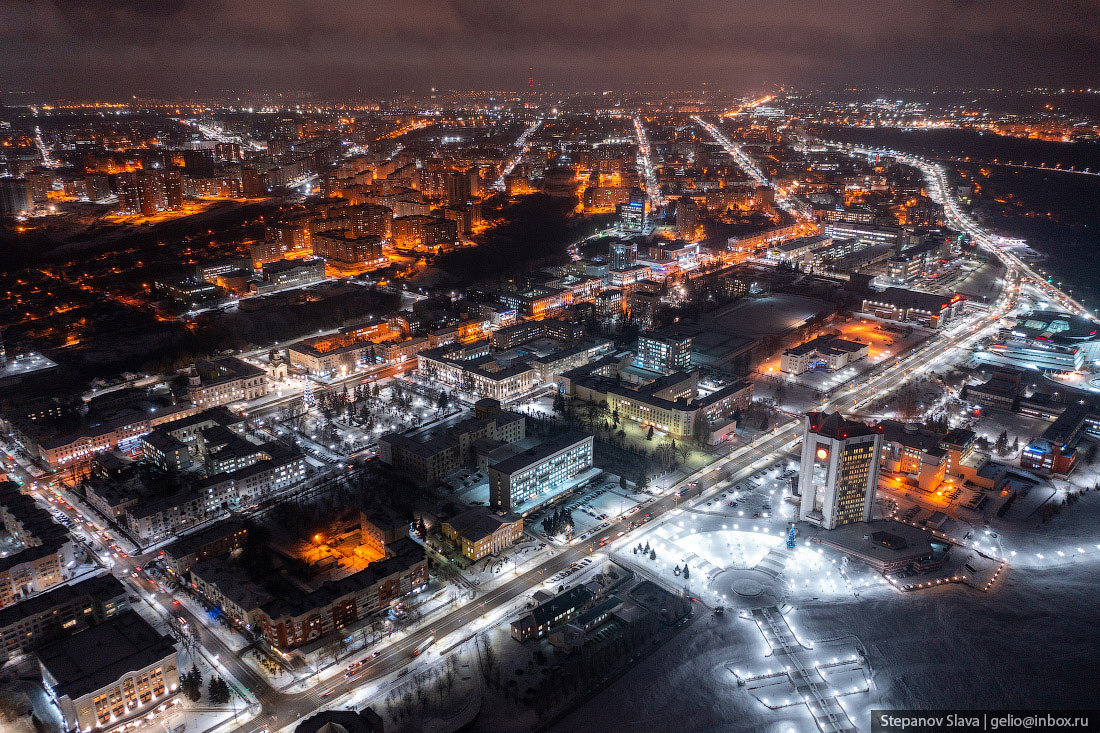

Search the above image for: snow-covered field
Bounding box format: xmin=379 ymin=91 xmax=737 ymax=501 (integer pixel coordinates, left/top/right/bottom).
xmin=550 ymin=472 xmax=1100 ymax=731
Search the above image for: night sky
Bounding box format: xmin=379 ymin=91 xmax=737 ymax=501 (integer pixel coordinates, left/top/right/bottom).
xmin=3 ymin=0 xmax=1100 ymax=98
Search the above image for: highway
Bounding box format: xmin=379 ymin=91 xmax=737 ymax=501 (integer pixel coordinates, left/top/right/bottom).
xmin=5 ymin=116 xmax=1058 ymax=732
xmin=217 ymin=121 xmax=1041 ymax=730
xmin=493 ymin=118 xmax=543 ymax=192
xmin=823 ymin=139 xmax=1090 ymax=318
xmin=221 ymin=264 xmax=1016 ymax=731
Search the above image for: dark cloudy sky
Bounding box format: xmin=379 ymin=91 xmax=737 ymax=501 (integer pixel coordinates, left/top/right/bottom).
xmin=2 ymin=0 xmax=1099 ymax=99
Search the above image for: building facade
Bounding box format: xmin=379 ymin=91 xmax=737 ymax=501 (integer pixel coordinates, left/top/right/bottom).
xmin=798 ymin=412 xmax=883 ymax=530
xmin=441 ymin=508 xmax=524 ymax=560
xmin=489 ymin=432 xmax=594 ymax=512
xmin=37 ymin=611 xmax=180 ymax=732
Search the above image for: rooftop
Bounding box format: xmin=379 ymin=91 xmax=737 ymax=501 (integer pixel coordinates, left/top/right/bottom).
xmin=36 ymin=610 xmax=177 ymax=700
xmin=0 ymin=573 xmax=126 ymax=629
xmin=805 ymin=411 xmax=881 ymax=441
xmin=489 ymin=431 xmax=592 ymax=477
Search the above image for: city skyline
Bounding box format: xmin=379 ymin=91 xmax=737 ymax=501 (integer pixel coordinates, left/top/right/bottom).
xmin=2 ymin=9 xmax=1100 ymax=733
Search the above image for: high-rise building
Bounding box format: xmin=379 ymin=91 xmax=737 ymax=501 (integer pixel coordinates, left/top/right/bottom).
xmin=609 ymin=241 xmax=637 ymax=270
xmin=617 ymin=187 xmax=646 ymax=232
xmin=351 ymin=203 xmax=393 ymax=238
xmin=444 ymin=168 xmax=476 ymax=208
xmin=676 ymin=195 xmax=700 ymax=241
xmin=636 ymin=333 xmax=693 ymax=372
xmin=215 ymin=142 xmax=243 ymax=163
xmin=161 ymin=169 xmax=183 ymax=211
xmin=0 ymin=178 xmax=33 ymax=216
xmin=240 ymin=166 xmax=264 ymax=198
xmin=392 ymin=215 xmax=457 ymax=252
xmin=798 ymin=412 xmax=883 ymax=530
xmin=312 ymin=231 xmax=385 ymax=266
xmin=116 ymin=171 xmax=168 ymax=216
xmin=618 ymin=200 xmax=645 ymax=232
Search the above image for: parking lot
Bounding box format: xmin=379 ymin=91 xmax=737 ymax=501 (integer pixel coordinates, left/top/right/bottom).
xmin=526 ymin=476 xmax=653 ymax=544
xmin=692 ymin=461 xmax=799 ymax=524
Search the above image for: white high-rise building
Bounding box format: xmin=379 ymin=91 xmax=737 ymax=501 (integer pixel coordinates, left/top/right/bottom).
xmin=798 ymin=412 xmax=883 ymax=530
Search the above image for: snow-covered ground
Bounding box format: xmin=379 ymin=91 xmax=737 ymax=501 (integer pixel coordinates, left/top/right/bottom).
xmin=546 ymin=457 xmax=1100 ymax=731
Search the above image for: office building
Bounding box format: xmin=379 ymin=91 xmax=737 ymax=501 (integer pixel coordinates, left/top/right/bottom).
xmin=561 ymin=362 xmax=752 ymax=442
xmin=780 ymin=334 xmax=868 ymax=375
xmin=489 ymin=431 xmax=594 ymax=512
xmin=822 ymin=221 xmax=903 ymax=247
xmin=798 ymin=412 xmax=883 ymax=530
xmin=636 ymin=333 xmax=693 ymax=372
xmin=878 ymin=420 xmax=976 ymax=493
xmin=618 ymin=198 xmax=645 ymax=232
xmin=609 ymin=241 xmax=638 ymax=270
xmin=187 ymin=357 xmax=269 ymax=408
xmin=416 ymin=342 xmax=536 ymax=402
xmin=489 ymin=319 xmax=583 ymax=350
xmin=442 ymin=507 xmax=524 ymax=561
xmin=254 ymin=257 xmax=326 ymax=294
xmin=37 ymin=611 xmax=180 ymax=732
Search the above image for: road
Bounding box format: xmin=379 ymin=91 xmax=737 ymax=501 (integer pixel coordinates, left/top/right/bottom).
xmin=822 ymin=139 xmax=1090 ymax=318
xmin=216 ymin=122 xmax=1044 ymax=729
xmin=493 ymin=118 xmax=543 ymax=192
xmin=223 ymin=268 xmax=1016 ymax=731
xmin=6 ymin=119 xmax=1059 ymax=732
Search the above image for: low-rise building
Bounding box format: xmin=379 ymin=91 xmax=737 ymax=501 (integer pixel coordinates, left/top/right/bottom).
xmin=360 ymin=509 xmax=409 ymax=558
xmin=188 ymin=357 xmax=268 ymax=409
xmin=861 ymin=288 xmax=963 ymax=329
xmin=561 ymin=363 xmax=753 ymax=442
xmin=497 ymin=287 xmax=570 ymax=318
xmin=1021 ymin=403 xmax=1091 ymax=476
xmin=160 ymin=520 xmax=250 ymax=578
xmin=288 ymin=319 xmax=403 ymax=375
xmin=441 ymin=508 xmax=523 ymax=560
xmin=28 ymin=401 xmax=200 ymax=471
xmin=37 ymin=611 xmax=180 ymax=732
xmin=489 ymin=319 xmax=583 ymax=350
xmin=251 ymin=538 xmax=428 ymax=651
xmin=510 ymin=586 xmax=592 ymax=641
xmin=378 ymin=403 xmax=525 ymax=487
xmin=781 ymin=334 xmax=868 ymax=375
xmin=813 ymin=520 xmax=946 ymax=574
xmin=417 ymin=341 xmax=536 ymax=402
xmin=123 ymin=443 xmax=306 ymax=545
xmin=0 ymin=482 xmax=77 ymax=608
xmin=253 ymin=257 xmax=326 ymax=294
